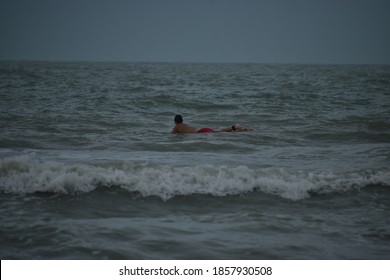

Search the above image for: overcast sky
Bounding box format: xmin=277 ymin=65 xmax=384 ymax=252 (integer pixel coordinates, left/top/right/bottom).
xmin=1 ymin=0 xmax=389 ymax=64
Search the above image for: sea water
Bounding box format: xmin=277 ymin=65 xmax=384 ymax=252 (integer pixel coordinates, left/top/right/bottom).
xmin=0 ymin=61 xmax=389 ymax=259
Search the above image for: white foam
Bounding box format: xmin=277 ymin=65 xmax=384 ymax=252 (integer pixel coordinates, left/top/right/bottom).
xmin=0 ymin=154 xmax=389 ymax=200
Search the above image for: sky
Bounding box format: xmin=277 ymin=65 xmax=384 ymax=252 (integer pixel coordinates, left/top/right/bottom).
xmin=0 ymin=0 xmax=389 ymax=64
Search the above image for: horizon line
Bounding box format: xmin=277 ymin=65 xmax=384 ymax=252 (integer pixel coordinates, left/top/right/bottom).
xmin=1 ymin=58 xmax=389 ymax=66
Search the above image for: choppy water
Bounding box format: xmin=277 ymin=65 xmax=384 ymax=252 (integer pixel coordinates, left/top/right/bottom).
xmin=1 ymin=61 xmax=389 ymax=259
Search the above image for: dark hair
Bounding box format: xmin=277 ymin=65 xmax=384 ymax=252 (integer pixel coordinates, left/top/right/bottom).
xmin=174 ymin=114 xmax=183 ymax=124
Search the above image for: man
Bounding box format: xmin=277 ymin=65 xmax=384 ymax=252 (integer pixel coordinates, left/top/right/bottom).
xmin=171 ymin=114 xmax=253 ymax=133
xmin=171 ymin=114 xmax=198 ymax=133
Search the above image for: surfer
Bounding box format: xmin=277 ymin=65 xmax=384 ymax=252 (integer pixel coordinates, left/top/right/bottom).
xmin=171 ymin=114 xmax=253 ymax=134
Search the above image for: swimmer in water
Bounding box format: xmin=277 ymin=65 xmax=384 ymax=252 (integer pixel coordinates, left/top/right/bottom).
xmin=171 ymin=114 xmax=253 ymax=134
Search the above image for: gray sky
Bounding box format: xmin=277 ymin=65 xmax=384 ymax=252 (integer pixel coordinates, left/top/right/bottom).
xmin=1 ymin=0 xmax=389 ymax=64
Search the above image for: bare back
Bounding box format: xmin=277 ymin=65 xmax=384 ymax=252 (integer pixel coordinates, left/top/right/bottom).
xmin=171 ymin=123 xmax=197 ymax=133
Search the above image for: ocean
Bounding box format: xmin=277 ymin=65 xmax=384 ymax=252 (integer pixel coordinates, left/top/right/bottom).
xmin=0 ymin=61 xmax=389 ymax=260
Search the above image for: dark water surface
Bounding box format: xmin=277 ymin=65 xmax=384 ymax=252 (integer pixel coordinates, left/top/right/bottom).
xmin=1 ymin=62 xmax=389 ymax=259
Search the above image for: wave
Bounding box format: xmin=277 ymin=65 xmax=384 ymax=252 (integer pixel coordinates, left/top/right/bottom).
xmin=1 ymin=154 xmax=389 ymax=200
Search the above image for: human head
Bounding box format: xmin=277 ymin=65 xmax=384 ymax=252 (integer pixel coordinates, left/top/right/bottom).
xmin=174 ymin=114 xmax=183 ymax=124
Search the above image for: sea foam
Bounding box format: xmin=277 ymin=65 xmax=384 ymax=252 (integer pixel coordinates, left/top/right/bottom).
xmin=0 ymin=154 xmax=389 ymax=200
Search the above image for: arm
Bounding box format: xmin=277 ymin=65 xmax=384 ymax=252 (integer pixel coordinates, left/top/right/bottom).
xmin=171 ymin=126 xmax=178 ymax=133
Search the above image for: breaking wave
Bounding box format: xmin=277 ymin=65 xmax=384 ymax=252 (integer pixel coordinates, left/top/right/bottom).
xmin=1 ymin=154 xmax=389 ymax=200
